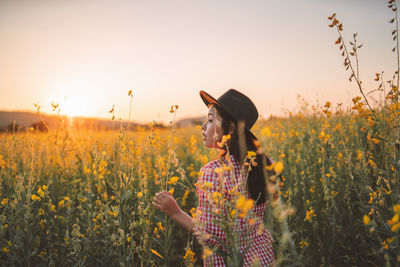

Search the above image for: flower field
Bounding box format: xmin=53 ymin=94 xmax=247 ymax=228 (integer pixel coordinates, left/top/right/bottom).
xmin=0 ymin=96 xmax=399 ymax=266
xmin=1 ymin=2 xmax=400 ymax=266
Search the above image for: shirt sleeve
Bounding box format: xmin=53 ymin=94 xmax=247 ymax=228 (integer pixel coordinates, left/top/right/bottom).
xmin=194 ymin=164 xmax=226 ymax=248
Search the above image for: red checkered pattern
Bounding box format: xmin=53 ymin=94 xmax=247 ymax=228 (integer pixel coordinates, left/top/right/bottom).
xmin=194 ymin=155 xmax=275 ymax=267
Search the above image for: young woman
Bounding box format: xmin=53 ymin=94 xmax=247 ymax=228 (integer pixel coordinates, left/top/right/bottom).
xmin=152 ymin=89 xmax=275 ymax=266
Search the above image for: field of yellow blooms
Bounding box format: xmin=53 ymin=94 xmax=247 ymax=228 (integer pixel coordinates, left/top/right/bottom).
xmin=1 ymin=3 xmax=400 ymax=266
xmin=0 ymin=94 xmax=399 ymax=266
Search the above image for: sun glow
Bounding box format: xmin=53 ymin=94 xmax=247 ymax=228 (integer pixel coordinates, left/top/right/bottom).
xmin=60 ymin=95 xmax=90 ymax=118
xmin=52 ymin=83 xmax=95 ymax=118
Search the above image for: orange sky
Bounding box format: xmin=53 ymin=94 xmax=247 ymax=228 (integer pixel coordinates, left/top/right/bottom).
xmin=0 ymin=0 xmax=396 ymax=123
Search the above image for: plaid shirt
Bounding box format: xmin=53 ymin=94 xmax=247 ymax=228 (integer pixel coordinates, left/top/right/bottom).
xmin=194 ymin=155 xmax=275 ymax=267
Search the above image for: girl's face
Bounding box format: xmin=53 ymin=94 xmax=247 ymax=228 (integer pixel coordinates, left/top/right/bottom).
xmin=201 ymin=106 xmax=224 ymax=149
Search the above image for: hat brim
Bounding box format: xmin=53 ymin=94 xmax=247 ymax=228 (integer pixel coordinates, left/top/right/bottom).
xmin=199 ymin=90 xmax=258 ymax=142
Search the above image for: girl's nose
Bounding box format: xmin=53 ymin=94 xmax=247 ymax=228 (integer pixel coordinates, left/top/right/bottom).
xmin=201 ymin=121 xmax=206 ymax=130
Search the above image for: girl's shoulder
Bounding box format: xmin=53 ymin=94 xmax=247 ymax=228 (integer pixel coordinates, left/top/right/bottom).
xmin=201 ymin=155 xmax=240 ymax=172
xmin=201 ymin=158 xmax=224 ymax=171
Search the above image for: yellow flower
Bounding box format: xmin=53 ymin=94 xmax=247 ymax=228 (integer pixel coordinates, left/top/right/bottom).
xmin=38 ymin=208 xmax=44 ymax=216
xmin=182 ymin=189 xmax=190 ymax=206
xmin=183 ymin=249 xmax=196 ymax=262
xmin=356 ymin=150 xmax=362 ymax=160
xmin=58 ymin=200 xmax=65 ymax=209
xmin=265 ymin=164 xmax=274 ymax=171
xmin=247 ymin=151 xmax=257 ymax=159
xmin=108 ymin=210 xmax=118 ymax=217
xmin=383 ymin=241 xmax=389 ymax=250
xmin=31 ymin=194 xmax=41 ymax=202
xmin=50 ymin=205 xmax=57 ymax=213
xmin=167 ymin=176 xmax=179 ymax=185
xmin=215 ymin=166 xmax=232 ymax=174
xmin=388 ymin=213 xmax=399 ymax=226
xmin=387 ymin=236 xmax=396 ymax=244
xmin=0 ymin=155 xmax=5 ymax=169
xmin=2 ymin=247 xmax=10 ymax=253
xmin=137 ymin=192 xmax=143 ymax=198
xmin=324 ymin=101 xmax=331 ymax=108
xmin=299 ymin=240 xmax=309 ymax=248
xmin=352 ymin=96 xmax=362 ymax=104
xmin=37 ymin=187 xmax=44 ymax=198
xmin=84 ymin=166 xmax=91 ymax=174
xmin=370 ymin=138 xmax=380 ymax=144
xmin=230 ymin=209 xmax=237 ymax=217
xmin=217 ymin=134 xmax=231 ymax=147
xmin=392 ymin=222 xmax=400 ymax=232
xmin=1 ymin=198 xmax=9 ymax=205
xmin=274 ymin=161 xmax=284 ymax=174
xmin=363 ymin=215 xmax=371 ymax=225
xmin=156 ymin=222 xmax=165 ymax=231
xmin=203 ymin=182 xmax=213 ymax=188
xmin=212 ymin=192 xmax=222 ymax=204
xmin=189 ymin=207 xmax=196 ymax=215
xmin=168 ymin=188 xmax=174 ymax=195
xmin=305 ymin=208 xmax=316 ymax=222
xmin=150 ymin=249 xmax=163 ymax=259
xmin=236 ymin=195 xmax=254 ymax=218
xmin=203 ymin=247 xmax=213 ymax=259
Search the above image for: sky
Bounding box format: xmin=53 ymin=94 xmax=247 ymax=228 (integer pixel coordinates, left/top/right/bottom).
xmin=0 ymin=0 xmax=396 ymax=124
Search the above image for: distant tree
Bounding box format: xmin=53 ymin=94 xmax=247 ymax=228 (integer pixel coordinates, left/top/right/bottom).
xmin=30 ymin=121 xmax=48 ymax=132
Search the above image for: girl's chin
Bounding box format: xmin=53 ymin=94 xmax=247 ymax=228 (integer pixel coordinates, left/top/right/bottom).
xmin=203 ymin=141 xmax=214 ymax=149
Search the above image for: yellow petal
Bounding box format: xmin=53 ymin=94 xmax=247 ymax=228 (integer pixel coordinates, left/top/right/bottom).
xmin=274 ymin=161 xmax=284 ymax=174
xmin=363 ymin=215 xmax=371 ymax=225
xmin=150 ymin=249 xmax=164 ymax=259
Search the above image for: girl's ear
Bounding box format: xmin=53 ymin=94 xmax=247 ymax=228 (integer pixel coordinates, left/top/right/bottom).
xmin=228 ymin=121 xmax=236 ymax=135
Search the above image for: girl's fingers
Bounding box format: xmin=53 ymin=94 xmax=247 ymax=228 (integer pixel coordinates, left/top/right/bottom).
xmin=153 ymin=191 xmax=173 ymax=207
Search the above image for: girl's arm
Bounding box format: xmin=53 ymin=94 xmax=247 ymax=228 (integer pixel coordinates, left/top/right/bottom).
xmin=152 ymin=191 xmax=194 ymax=232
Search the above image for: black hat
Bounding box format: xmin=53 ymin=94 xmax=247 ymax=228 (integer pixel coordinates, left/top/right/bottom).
xmin=199 ymin=89 xmax=259 ymax=140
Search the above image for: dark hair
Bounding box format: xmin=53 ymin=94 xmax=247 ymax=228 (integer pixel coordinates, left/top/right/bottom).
xmin=214 ymin=105 xmax=269 ymax=205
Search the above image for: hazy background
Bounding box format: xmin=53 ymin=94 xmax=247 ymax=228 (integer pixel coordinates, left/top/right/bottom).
xmin=0 ymin=0 xmax=396 ymax=124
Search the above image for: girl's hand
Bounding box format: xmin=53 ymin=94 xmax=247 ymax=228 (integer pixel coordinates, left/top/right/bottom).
xmin=152 ymin=191 xmax=181 ymax=218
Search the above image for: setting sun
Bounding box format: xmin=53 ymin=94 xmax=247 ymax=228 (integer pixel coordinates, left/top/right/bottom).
xmin=52 ymin=83 xmax=94 ymax=118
